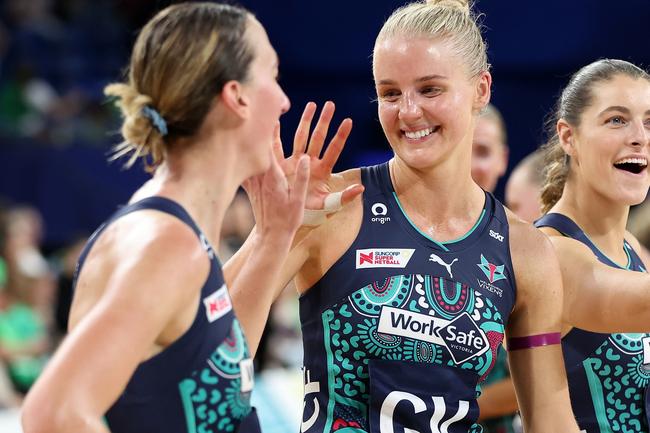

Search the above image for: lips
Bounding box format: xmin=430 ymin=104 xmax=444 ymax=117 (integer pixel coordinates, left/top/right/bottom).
xmin=613 ymin=156 xmax=648 ymax=174
xmin=403 ymin=126 xmax=440 ymax=140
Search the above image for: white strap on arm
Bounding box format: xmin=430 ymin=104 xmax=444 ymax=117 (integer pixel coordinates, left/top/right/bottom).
xmin=302 ymin=191 xmax=343 ymax=227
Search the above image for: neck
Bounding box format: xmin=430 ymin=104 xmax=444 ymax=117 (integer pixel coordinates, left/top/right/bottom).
xmin=389 ymin=155 xmax=485 ymax=242
xmin=552 ymin=177 xmax=630 ymax=261
xmin=132 ymin=131 xmax=253 ymax=248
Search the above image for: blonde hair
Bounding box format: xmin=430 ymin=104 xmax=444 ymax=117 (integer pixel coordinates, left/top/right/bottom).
xmin=105 ymin=2 xmax=253 ymax=171
xmin=540 ymin=59 xmax=650 ymax=213
xmin=374 ymin=0 xmax=488 ymax=78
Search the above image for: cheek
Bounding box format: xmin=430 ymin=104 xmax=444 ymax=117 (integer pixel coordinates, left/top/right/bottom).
xmin=378 ymin=103 xmax=398 ymax=128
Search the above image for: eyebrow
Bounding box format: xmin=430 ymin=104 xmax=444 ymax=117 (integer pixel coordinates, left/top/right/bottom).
xmin=376 ymin=74 xmax=448 ymax=86
xmin=598 ymin=106 xmax=650 ymax=117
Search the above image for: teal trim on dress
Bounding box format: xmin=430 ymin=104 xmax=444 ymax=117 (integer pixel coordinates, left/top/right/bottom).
xmin=391 ymin=193 xmax=486 ymax=250
xmin=583 ymin=359 xmax=613 ymax=433
xmin=445 ymin=209 xmax=486 ymax=244
xmin=581 ymin=231 xmax=628 ymax=270
xmin=322 ymin=310 xmax=337 ymax=433
xmin=178 ymin=379 xmax=198 ymax=433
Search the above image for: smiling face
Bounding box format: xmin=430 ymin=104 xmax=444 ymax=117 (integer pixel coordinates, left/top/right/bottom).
xmin=373 ymin=36 xmax=490 ymax=171
xmin=563 ymin=74 xmax=650 ymax=206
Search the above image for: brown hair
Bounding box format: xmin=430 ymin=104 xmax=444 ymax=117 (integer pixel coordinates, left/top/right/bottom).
xmin=105 ymin=2 xmax=254 ymax=171
xmin=540 ymin=59 xmax=650 ymax=212
xmin=374 ymin=0 xmax=488 ymax=78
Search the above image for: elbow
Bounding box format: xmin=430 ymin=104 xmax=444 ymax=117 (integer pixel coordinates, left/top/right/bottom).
xmin=22 ymin=393 xmax=69 ymax=433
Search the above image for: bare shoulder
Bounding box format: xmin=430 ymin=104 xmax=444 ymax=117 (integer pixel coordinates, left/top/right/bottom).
xmin=506 ymin=210 xmax=554 ymax=260
xmin=72 ymin=210 xmax=210 ymax=329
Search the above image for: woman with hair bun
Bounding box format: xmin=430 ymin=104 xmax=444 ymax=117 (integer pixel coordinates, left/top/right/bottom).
xmin=19 ymin=3 xmax=355 ymax=432
xmin=536 ymin=58 xmax=650 ymax=432
xmin=231 ymin=0 xmax=582 ymax=431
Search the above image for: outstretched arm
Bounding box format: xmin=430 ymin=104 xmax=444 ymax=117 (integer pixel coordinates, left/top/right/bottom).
xmin=548 ymin=235 xmax=650 ymax=333
xmin=507 ymin=225 xmax=580 ymax=433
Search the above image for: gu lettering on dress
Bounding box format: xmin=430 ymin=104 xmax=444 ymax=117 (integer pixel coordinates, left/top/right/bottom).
xmin=536 ymin=213 xmax=650 ymax=433
xmin=300 ymin=163 xmax=517 ymax=433
xmin=74 ymin=197 xmax=260 ymax=433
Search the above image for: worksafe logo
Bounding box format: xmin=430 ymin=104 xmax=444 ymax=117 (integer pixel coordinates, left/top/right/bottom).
xmin=356 ymin=249 xmax=415 ymax=269
xmin=436 ymin=312 xmax=489 ymax=364
xmin=477 ymin=254 xmax=507 ymax=284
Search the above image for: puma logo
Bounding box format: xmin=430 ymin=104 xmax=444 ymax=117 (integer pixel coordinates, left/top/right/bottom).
xmin=429 ymin=253 xmax=458 ymax=278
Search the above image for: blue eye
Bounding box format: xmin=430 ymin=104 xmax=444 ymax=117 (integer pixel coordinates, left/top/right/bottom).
xmin=608 ymin=116 xmax=626 ymax=125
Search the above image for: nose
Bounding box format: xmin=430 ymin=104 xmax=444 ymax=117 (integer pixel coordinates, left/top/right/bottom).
xmin=629 ymin=118 xmax=650 ymax=147
xmin=397 ymin=91 xmax=422 ymax=121
xmin=280 ymin=88 xmax=291 ymax=115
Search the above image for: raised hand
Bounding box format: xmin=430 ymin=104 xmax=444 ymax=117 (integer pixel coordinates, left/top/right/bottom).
xmin=242 ymin=143 xmax=309 ymax=239
xmin=277 ymin=101 xmax=364 ymax=221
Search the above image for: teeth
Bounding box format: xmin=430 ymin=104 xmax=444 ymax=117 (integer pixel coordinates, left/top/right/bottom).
xmin=614 ymin=157 xmax=648 ymax=166
xmin=404 ymin=127 xmax=435 ymax=140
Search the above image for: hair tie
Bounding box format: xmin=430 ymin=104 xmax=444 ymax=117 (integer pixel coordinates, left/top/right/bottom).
xmin=142 ymin=106 xmax=168 ymax=136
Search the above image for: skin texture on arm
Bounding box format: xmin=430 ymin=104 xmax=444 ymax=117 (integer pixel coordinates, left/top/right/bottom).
xmin=21 ymin=214 xmax=209 ymax=433
xmin=507 ymin=217 xmax=580 ymax=433
xmin=477 ymin=376 xmax=518 ymax=420
xmin=543 ymin=232 xmax=650 ymax=334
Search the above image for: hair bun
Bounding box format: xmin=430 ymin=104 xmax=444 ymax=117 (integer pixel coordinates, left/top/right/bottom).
xmin=426 ymin=0 xmax=471 ymax=12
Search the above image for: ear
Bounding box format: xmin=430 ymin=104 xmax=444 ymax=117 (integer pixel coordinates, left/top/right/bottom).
xmin=473 ymin=70 xmax=492 ymax=112
xmin=220 ymin=80 xmax=251 ymax=120
xmin=557 ymin=119 xmax=576 ymax=157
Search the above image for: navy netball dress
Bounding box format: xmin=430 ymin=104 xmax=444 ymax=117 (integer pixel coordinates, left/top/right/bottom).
xmin=536 ymin=213 xmax=650 ymax=433
xmin=300 ymin=163 xmax=517 ymax=433
xmin=74 ymin=197 xmax=260 ymax=433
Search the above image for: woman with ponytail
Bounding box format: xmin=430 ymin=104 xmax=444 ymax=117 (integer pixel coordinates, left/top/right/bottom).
xmin=231 ymin=0 xmax=581 ymax=431
xmin=535 ymin=59 xmax=650 ymax=432
xmin=18 ymin=2 xmax=355 ymax=432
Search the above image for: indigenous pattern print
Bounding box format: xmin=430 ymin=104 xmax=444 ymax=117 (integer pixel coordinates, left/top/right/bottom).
xmin=300 ymin=163 xmax=517 ymax=433
xmin=536 ymin=213 xmax=650 ymax=433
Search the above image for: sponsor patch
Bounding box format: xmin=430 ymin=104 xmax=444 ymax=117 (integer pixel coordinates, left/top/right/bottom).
xmin=356 ymin=248 xmax=415 ymax=269
xmin=378 ymin=306 xmax=448 ymax=345
xmin=203 ymin=284 xmax=232 ymax=322
xmin=436 ymin=312 xmax=490 ymax=364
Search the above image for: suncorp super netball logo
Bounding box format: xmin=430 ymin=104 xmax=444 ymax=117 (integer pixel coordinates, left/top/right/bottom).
xmin=356 ymin=248 xmax=415 ymax=269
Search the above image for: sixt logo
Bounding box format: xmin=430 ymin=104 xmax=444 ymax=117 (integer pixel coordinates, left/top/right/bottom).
xmin=436 ymin=312 xmax=490 ymax=364
xmin=356 ymin=249 xmax=415 ymax=269
xmin=477 ymin=254 xmax=507 ymax=284
xmin=377 ymin=306 xmax=448 ymax=345
xmin=371 ymin=202 xmax=391 ymax=224
xmin=489 ymin=229 xmax=504 ymax=242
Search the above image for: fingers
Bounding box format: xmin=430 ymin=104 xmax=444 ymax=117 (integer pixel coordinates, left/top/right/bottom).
xmin=306 ymin=101 xmax=335 ymax=158
xmin=340 ymin=184 xmax=364 ymax=206
xmin=291 ymin=155 xmax=310 ymax=207
xmin=292 ymin=102 xmax=317 ymax=156
xmin=272 ymin=122 xmax=285 ymax=163
xmin=321 ymin=118 xmax=352 ymax=172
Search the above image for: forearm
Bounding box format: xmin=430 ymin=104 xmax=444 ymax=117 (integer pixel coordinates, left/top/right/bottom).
xmin=477 ymin=377 xmax=518 ymax=420
xmin=509 ymin=346 xmax=579 ymax=433
xmin=228 ymin=232 xmax=295 ymax=356
xmin=223 ymin=226 xmax=259 ymax=287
